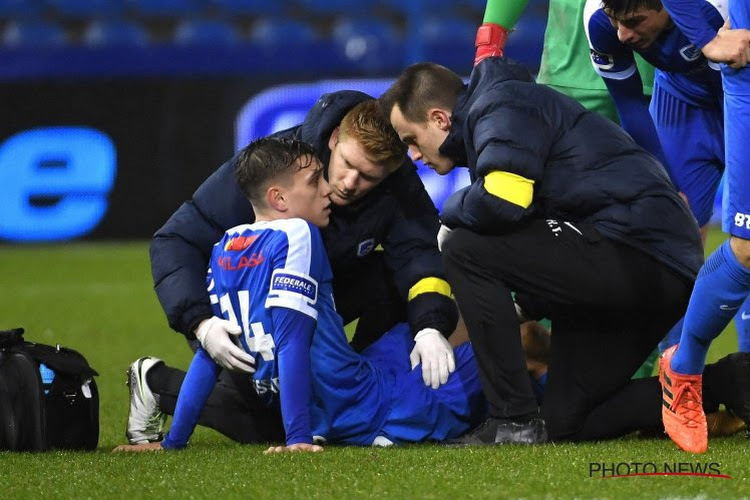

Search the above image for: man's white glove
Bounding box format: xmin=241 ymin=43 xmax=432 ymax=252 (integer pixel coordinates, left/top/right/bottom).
xmin=195 ymin=316 xmax=255 ymax=374
xmin=410 ymin=328 xmax=456 ymax=389
xmin=437 ymin=224 xmax=453 ymax=253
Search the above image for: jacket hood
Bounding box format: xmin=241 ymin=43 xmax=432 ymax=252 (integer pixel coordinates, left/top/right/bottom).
xmin=439 ymin=58 xmax=535 ymax=166
xmin=297 ymin=90 xmax=374 ymax=166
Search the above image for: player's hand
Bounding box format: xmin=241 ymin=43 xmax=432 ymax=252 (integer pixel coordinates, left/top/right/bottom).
xmin=437 ymin=224 xmax=453 ymax=252
xmin=112 ymin=442 xmax=164 ymax=453
xmin=195 ymin=316 xmax=255 ymax=374
xmin=702 ymin=20 xmax=750 ymax=69
xmin=263 ymin=443 xmax=324 ymax=454
xmin=410 ymin=328 xmax=456 ymax=389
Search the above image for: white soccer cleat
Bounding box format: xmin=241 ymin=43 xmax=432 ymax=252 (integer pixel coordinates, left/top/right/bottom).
xmin=126 ymin=357 xmax=167 ymax=445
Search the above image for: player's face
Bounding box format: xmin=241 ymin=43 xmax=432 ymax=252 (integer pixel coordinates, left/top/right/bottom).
xmin=389 ymin=104 xmax=454 ymax=175
xmin=285 ymin=155 xmax=332 ymax=228
xmin=326 ymin=131 xmax=391 ymax=206
xmin=606 ymin=7 xmax=671 ymax=49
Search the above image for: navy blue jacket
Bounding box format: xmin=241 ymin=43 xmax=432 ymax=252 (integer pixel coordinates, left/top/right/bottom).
xmin=151 ymin=90 xmax=457 ymax=339
xmin=440 ymin=58 xmax=703 ymax=280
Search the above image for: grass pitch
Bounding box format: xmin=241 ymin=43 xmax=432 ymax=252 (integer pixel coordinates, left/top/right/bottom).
xmin=1 ymin=229 xmax=749 ymax=499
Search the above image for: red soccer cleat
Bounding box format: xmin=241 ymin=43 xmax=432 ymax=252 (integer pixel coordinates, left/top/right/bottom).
xmin=659 ymin=345 xmax=708 ymax=453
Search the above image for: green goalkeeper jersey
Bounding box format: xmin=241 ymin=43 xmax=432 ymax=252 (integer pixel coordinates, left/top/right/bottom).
xmin=536 ymin=0 xmax=654 ymax=95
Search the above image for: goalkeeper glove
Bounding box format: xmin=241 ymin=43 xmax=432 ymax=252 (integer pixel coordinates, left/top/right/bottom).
xmin=475 ymin=22 xmax=508 ymax=66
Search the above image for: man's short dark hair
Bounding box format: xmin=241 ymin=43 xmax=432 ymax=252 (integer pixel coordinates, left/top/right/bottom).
xmin=601 ymin=0 xmax=663 ymax=17
xmin=379 ymin=62 xmax=464 ymax=123
xmin=235 ymin=137 xmax=317 ymax=207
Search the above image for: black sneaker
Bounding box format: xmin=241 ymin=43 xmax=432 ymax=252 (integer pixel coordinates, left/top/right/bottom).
xmin=495 ymin=417 xmax=548 ymax=444
xmin=448 ymin=416 xmax=547 ymax=445
xmin=713 ymin=352 xmax=750 ymax=432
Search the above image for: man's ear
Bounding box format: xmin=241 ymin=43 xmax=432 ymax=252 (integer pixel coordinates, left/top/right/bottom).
xmin=429 ymin=108 xmax=452 ymax=131
xmin=328 ymin=127 xmax=340 ymax=151
xmin=265 ymin=185 xmax=288 ymax=212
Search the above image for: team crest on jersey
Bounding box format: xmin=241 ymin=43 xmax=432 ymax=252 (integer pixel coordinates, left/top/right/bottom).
xmin=679 ymin=44 xmax=702 ymax=62
xmin=271 ymin=270 xmax=318 ymax=302
xmin=225 ymin=235 xmax=258 ymax=251
xmin=590 ymin=48 xmax=614 ymax=70
xmin=356 ymin=238 xmax=375 ymax=257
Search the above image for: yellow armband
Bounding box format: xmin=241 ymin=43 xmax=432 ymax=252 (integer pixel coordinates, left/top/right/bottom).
xmin=408 ymin=277 xmax=452 ymax=302
xmin=483 ymin=171 xmax=534 ymax=208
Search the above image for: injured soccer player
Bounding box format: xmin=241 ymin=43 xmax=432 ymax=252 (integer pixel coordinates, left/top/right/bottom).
xmin=113 ymin=137 xmax=486 ymax=454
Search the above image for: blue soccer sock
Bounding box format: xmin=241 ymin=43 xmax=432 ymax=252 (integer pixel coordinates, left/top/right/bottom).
xmin=672 ymin=240 xmax=750 ymax=374
xmin=659 ymin=316 xmax=684 ymax=353
xmin=734 ymin=295 xmax=750 ymax=352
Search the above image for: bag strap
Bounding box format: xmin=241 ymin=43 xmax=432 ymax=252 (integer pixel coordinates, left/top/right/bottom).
xmin=23 ymin=343 xmax=98 ymax=378
xmin=0 ymin=328 xmax=25 ymax=349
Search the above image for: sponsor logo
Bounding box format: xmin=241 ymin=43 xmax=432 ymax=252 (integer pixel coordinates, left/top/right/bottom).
xmin=0 ymin=127 xmax=116 ymax=241
xmin=719 ymin=304 xmax=740 ymax=311
xmin=271 ymin=271 xmax=318 ymax=301
xmin=357 ymin=238 xmax=375 ymax=257
xmin=679 ymin=44 xmax=702 ymax=62
xmin=742 ymin=312 xmax=750 ymax=321
xmin=590 ymin=48 xmax=614 ymax=70
xmin=217 ymin=253 xmax=264 ymax=270
xmin=224 ymin=235 xmax=258 ymax=251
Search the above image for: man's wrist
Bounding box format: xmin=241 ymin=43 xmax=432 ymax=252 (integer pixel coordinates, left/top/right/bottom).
xmin=415 ymin=328 xmax=442 ymax=341
xmin=189 ymin=315 xmax=214 ymax=341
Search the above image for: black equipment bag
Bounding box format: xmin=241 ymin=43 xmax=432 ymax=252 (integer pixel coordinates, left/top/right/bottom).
xmin=0 ymin=327 xmax=99 ymax=451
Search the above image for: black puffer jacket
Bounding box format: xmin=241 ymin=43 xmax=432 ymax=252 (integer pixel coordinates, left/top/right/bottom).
xmin=440 ymin=58 xmax=703 ymax=280
xmin=151 ymin=90 xmax=457 ymax=338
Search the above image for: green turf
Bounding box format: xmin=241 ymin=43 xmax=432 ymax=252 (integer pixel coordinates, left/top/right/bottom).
xmin=0 ymin=229 xmax=748 ymax=499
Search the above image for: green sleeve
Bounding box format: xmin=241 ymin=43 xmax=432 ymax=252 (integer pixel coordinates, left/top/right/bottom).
xmin=483 ymin=0 xmax=530 ymax=28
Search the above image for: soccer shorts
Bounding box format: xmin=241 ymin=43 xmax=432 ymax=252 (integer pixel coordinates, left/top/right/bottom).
xmin=363 ymin=325 xmax=486 ymax=444
xmin=721 ymin=92 xmax=750 ymax=240
xmin=650 ymin=82 xmax=724 ymax=227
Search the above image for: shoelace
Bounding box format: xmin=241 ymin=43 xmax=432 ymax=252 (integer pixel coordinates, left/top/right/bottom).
xmin=670 ymin=380 xmax=704 ymax=428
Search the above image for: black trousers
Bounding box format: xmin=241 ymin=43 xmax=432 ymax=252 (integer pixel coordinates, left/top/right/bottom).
xmin=148 ymin=353 xmax=285 ymax=444
xmin=334 ymin=251 xmax=407 ymax=352
xmin=442 ymin=218 xmax=694 ymax=440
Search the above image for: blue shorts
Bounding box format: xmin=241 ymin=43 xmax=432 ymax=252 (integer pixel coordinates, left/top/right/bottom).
xmin=362 ymin=325 xmax=487 ymax=444
xmin=721 ymin=92 xmax=750 ymax=239
xmin=649 ymin=82 xmax=724 ymax=227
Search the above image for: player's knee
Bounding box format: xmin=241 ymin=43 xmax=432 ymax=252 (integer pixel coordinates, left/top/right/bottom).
xmin=542 ymin=393 xmax=590 ymax=441
xmin=730 ymin=236 xmax=750 ymax=269
xmin=440 ymin=229 xmax=469 ymax=268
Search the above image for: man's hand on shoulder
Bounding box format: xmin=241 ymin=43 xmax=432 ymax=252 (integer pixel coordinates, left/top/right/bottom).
xmin=410 ymin=328 xmax=456 ymax=390
xmin=702 ymin=20 xmax=750 ymax=69
xmin=195 ymin=317 xmax=256 ymax=374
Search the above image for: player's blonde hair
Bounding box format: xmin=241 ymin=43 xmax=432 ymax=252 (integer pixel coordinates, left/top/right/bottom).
xmin=338 ymin=99 xmax=407 ymax=172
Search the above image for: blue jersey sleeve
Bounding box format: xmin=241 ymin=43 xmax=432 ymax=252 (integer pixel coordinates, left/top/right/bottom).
xmin=271 ymin=307 xmax=316 ymax=446
xmin=584 ymin=6 xmax=638 ymax=81
xmin=265 ymin=220 xmax=327 ymax=320
xmin=662 ymin=0 xmax=718 ymax=49
xmin=264 ymin=219 xmax=329 ymax=446
xmin=161 ymin=348 xmax=221 ymax=449
xmin=604 ymin=78 xmax=674 ymax=186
